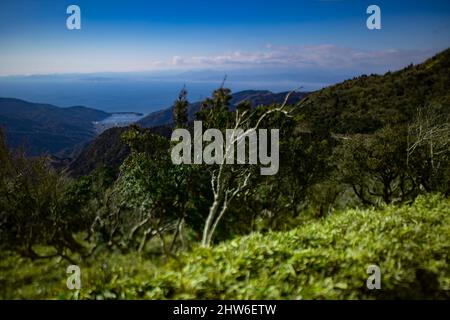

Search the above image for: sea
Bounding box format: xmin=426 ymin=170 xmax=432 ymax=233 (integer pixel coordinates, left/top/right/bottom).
xmin=0 ymin=76 xmax=311 ymax=116
xmin=0 ymin=78 xmax=223 ymax=115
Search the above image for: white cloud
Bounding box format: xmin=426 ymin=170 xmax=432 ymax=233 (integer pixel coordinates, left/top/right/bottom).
xmin=171 ymin=56 xmax=184 ymax=66
xmin=168 ymin=45 xmax=439 ymax=73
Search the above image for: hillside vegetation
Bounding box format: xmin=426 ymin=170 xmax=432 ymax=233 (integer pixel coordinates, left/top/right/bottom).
xmin=75 ymin=50 xmax=450 ymax=177
xmin=1 ymin=50 xmax=449 ymax=300
xmin=301 ymin=48 xmax=450 ymax=134
xmin=0 ymin=195 xmax=448 ymax=299
xmin=83 ymin=195 xmax=450 ymax=300
xmin=0 ymin=98 xmax=109 ymax=155
xmin=138 ymin=90 xmax=307 ymax=128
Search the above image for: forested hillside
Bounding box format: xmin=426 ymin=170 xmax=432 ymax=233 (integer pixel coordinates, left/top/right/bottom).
xmin=0 ymin=49 xmax=449 ymax=300
xmin=300 ymin=48 xmax=450 ymax=134
xmin=138 ymin=90 xmax=308 ymax=128
xmin=0 ymin=98 xmax=109 ymax=155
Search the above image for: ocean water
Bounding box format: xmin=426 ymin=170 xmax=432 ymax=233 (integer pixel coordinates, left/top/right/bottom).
xmin=0 ymin=78 xmax=222 ymax=115
xmin=0 ymin=73 xmax=320 ymax=116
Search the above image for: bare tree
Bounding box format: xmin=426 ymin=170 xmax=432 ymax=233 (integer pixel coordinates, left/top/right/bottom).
xmin=407 ymin=105 xmax=450 ymax=169
xmin=201 ymin=91 xmax=296 ymax=247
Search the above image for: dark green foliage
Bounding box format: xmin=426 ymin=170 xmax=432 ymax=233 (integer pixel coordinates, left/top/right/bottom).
xmin=3 ymin=194 xmax=448 ymax=299
xmin=300 ymin=48 xmax=450 ymax=135
xmin=67 ymin=124 xmax=174 ymax=178
xmin=196 ymin=87 xmax=234 ymax=129
xmin=67 ymin=127 xmax=130 ymax=177
xmin=81 ymin=194 xmax=449 ymax=300
xmin=0 ymin=97 xmax=109 ymax=156
xmin=138 ymin=90 xmax=307 ymax=128
xmin=86 ymin=126 xmax=213 ymax=253
xmin=334 ymin=126 xmax=415 ymax=205
xmin=173 ymin=86 xmax=189 ymax=128
xmin=145 ymin=194 xmax=449 ymax=300
xmin=0 ymin=130 xmax=85 ymax=261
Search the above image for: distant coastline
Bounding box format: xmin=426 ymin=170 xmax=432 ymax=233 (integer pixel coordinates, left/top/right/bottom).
xmin=93 ymin=112 xmax=144 ymax=134
xmin=107 ymin=112 xmax=143 ymax=116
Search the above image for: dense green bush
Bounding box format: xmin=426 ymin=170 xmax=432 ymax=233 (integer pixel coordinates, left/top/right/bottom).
xmin=0 ymin=131 xmax=88 ymax=261
xmin=1 ymin=194 xmax=448 ymax=299
xmin=94 ymin=194 xmax=447 ymax=300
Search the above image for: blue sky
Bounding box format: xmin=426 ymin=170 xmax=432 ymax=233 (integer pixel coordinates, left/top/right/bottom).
xmin=0 ymin=0 xmax=449 ymax=75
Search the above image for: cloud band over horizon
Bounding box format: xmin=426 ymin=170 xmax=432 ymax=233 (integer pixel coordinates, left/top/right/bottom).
xmin=0 ymin=0 xmax=449 ymax=77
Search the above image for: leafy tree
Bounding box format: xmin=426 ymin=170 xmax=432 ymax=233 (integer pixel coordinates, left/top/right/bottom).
xmin=0 ymin=130 xmax=85 ymax=262
xmin=196 ymin=87 xmax=233 ymax=130
xmin=334 ymin=126 xmax=416 ymax=206
xmin=91 ymin=127 xmax=208 ymax=254
xmin=173 ymin=85 xmax=189 ymax=128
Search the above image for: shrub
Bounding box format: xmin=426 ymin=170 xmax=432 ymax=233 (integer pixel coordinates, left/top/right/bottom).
xmin=78 ymin=194 xmax=450 ymax=300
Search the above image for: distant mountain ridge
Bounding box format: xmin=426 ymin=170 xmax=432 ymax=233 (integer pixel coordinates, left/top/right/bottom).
xmin=66 ymin=90 xmax=308 ymax=176
xmin=66 ymin=124 xmax=173 ymax=177
xmin=138 ymin=90 xmax=309 ymax=128
xmin=68 ymin=48 xmax=450 ymax=177
xmin=0 ymin=97 xmax=109 ymax=156
xmin=0 ymin=90 xmax=308 ymax=157
xmin=4 ymin=47 xmax=450 ymax=169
